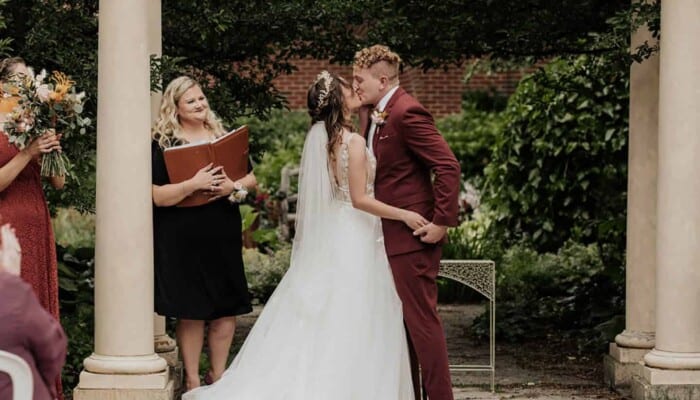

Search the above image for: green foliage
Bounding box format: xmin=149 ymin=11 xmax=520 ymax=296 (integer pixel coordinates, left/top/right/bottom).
xmin=57 ymin=244 xmax=95 ymax=394
xmin=472 ymin=241 xmax=623 ymax=350
xmin=442 ymin=208 xmax=503 ymax=262
xmin=484 ymin=55 xmax=629 ymax=262
xmin=236 ymin=110 xmax=308 ymax=193
xmin=0 ymin=0 xmax=12 ymax=55
xmin=52 ymin=207 xmax=95 ymax=248
xmin=242 ymin=244 xmax=292 ymax=304
xmin=437 ymin=100 xmax=504 ymax=184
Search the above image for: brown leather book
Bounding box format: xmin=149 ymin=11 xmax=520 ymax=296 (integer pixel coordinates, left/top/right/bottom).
xmin=163 ymin=125 xmax=249 ymax=207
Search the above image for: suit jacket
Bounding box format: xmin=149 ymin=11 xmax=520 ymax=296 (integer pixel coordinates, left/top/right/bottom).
xmin=0 ymin=272 xmax=67 ymax=400
xmin=360 ymin=87 xmax=461 ymax=256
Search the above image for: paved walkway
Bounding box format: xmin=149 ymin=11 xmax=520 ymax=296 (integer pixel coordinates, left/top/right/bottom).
xmin=230 ymin=304 xmax=627 ymax=400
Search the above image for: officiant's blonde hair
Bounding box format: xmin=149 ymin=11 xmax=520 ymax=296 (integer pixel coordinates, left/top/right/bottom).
xmin=353 ymin=45 xmax=401 ymax=80
xmin=152 ymin=76 xmax=226 ymax=149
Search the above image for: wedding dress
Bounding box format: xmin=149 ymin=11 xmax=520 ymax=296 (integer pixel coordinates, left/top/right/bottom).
xmin=182 ymin=122 xmax=413 ymax=400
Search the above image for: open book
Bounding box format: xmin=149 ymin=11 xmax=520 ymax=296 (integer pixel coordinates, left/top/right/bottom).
xmin=163 ymin=125 xmax=249 ymax=207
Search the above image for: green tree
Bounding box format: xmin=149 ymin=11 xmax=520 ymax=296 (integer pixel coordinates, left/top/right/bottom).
xmin=0 ymin=0 xmax=658 ymax=212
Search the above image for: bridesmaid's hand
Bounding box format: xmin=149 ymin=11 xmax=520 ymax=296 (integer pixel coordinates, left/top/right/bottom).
xmin=22 ymin=130 xmax=61 ymax=159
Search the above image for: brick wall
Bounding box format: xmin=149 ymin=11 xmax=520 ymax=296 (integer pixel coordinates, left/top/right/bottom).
xmin=273 ymin=58 xmax=532 ymax=117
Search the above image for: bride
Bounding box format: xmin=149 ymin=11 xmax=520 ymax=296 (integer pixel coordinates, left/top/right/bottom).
xmin=183 ymin=71 xmax=426 ymax=400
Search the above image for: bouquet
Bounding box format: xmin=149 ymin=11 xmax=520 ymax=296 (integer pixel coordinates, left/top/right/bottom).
xmin=1 ymin=68 xmax=91 ymax=177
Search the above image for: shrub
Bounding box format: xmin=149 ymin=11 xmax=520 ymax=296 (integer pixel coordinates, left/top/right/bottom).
xmin=437 ymin=102 xmax=504 ymax=185
xmin=235 ymin=109 xmax=308 ymax=192
xmin=484 ymin=55 xmax=629 ymax=264
xmin=243 ymin=243 xmax=292 ymax=304
xmin=471 ymin=241 xmax=623 ymax=350
xmin=57 ymin=245 xmax=95 ymax=395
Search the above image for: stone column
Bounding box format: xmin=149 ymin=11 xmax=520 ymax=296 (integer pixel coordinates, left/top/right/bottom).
xmin=603 ymin=4 xmax=658 ymax=389
xmin=148 ymin=0 xmax=179 ymax=368
xmin=73 ymin=1 xmax=172 ymax=398
xmin=632 ymin=1 xmax=700 ymax=398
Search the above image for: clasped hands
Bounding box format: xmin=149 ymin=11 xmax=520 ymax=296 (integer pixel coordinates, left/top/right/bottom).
xmin=400 ymin=210 xmax=447 ymax=244
xmin=189 ymin=163 xmax=238 ymax=202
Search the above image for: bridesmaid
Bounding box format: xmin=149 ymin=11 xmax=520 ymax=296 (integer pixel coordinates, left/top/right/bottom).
xmin=0 ymin=56 xmax=65 ymax=397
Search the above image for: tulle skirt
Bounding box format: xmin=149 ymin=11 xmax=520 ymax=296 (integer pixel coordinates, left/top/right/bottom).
xmin=183 ymin=202 xmax=413 ymax=400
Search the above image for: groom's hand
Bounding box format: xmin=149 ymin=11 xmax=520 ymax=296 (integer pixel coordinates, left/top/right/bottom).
xmin=413 ymin=223 xmax=447 ymax=244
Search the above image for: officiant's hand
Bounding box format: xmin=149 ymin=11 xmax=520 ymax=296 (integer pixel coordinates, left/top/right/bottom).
xmin=188 ymin=163 xmax=224 ymax=193
xmin=413 ymin=223 xmax=447 ymax=244
xmin=206 ymin=169 xmax=235 ymax=202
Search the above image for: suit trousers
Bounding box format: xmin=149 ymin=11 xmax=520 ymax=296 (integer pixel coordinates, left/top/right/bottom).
xmin=389 ymin=246 xmax=453 ymax=400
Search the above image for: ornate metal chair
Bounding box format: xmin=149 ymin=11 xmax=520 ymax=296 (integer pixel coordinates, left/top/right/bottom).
xmin=439 ymin=259 xmax=496 ymax=393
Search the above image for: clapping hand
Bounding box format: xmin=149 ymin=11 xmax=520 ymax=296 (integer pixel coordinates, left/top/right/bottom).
xmin=0 ymin=224 xmax=22 ymax=276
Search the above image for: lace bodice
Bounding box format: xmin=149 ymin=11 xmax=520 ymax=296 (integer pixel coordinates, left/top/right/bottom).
xmin=332 ymin=133 xmax=376 ymax=203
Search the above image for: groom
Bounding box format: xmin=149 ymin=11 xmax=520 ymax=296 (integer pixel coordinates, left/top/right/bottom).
xmin=353 ymin=45 xmax=461 ymax=400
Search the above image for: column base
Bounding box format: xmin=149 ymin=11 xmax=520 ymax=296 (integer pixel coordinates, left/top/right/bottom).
xmin=76 ymin=367 xmax=170 ymax=389
xmin=73 ymin=369 xmax=174 ymax=400
xmin=154 ymin=333 xmax=177 ymax=354
xmin=631 ymin=366 xmax=700 ymax=400
xmin=156 ymin=347 xmax=179 ymax=368
xmin=604 ymin=343 xmax=649 ymax=388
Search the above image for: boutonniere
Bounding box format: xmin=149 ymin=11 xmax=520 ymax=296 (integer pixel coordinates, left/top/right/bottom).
xmin=370 ymin=109 xmax=388 ymax=126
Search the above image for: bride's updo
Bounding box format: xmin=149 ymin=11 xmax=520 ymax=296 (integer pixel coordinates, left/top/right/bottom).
xmin=307 ymin=71 xmax=353 ymax=162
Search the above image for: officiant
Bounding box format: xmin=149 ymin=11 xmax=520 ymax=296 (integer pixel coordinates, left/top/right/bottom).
xmin=151 ymin=75 xmax=255 ymax=392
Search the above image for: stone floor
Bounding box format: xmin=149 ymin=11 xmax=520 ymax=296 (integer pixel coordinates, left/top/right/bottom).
xmin=226 ymin=303 xmax=628 ymax=400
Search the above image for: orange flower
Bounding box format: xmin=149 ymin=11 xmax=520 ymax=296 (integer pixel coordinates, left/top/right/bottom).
xmin=0 ymin=96 xmax=19 ymax=113
xmin=49 ymin=71 xmax=74 ymax=102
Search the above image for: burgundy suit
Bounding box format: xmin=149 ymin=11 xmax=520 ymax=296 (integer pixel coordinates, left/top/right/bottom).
xmin=0 ymin=272 xmax=67 ymax=400
xmin=360 ymin=87 xmax=461 ymax=400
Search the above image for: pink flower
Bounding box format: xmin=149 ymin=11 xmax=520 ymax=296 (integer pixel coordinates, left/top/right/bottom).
xmin=36 ymin=84 xmax=50 ymax=102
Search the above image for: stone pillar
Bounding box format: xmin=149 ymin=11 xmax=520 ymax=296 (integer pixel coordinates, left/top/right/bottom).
xmin=603 ymin=4 xmax=658 ymax=389
xmin=147 ymin=0 xmax=179 ymax=369
xmin=632 ymin=1 xmax=700 ymax=398
xmin=73 ymin=1 xmax=172 ymax=398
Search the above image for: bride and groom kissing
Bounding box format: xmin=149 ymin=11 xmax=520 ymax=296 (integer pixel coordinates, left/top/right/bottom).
xmin=184 ymin=44 xmax=461 ymax=400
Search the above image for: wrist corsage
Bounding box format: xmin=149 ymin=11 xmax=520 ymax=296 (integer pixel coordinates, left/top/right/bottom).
xmin=228 ymin=182 xmax=248 ymax=203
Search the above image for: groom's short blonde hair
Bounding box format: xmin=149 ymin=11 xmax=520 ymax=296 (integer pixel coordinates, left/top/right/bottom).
xmin=353 ymin=45 xmax=402 ymax=78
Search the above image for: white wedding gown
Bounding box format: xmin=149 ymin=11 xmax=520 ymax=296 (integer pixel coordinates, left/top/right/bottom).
xmin=183 ymin=124 xmax=413 ymax=400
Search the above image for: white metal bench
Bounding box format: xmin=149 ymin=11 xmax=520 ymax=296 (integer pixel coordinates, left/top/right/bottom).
xmin=439 ymin=259 xmax=496 ymax=393
xmin=0 ymin=350 xmax=33 ymax=400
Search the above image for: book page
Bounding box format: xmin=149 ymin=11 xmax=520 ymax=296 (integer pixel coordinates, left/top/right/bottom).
xmin=213 ymin=125 xmax=245 ymax=143
xmin=163 ymin=139 xmax=210 ymax=151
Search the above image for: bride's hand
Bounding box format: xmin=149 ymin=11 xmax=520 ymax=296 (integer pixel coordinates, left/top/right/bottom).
xmin=400 ymin=210 xmax=429 ymax=231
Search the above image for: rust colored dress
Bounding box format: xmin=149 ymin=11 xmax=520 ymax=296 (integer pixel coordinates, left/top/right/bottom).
xmin=0 ymin=132 xmax=62 ymax=397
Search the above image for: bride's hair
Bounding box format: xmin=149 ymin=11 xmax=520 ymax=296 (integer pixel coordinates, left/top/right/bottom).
xmin=307 ymin=71 xmax=353 ymax=163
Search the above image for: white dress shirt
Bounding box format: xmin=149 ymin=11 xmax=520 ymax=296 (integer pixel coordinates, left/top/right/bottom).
xmin=368 ymin=85 xmax=400 ymax=154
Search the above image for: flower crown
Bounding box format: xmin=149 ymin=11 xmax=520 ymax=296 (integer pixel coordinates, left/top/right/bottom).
xmin=314 ymin=70 xmax=333 ymax=112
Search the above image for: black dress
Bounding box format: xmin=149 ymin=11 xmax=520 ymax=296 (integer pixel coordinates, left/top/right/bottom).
xmin=151 ymin=141 xmax=252 ymax=320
